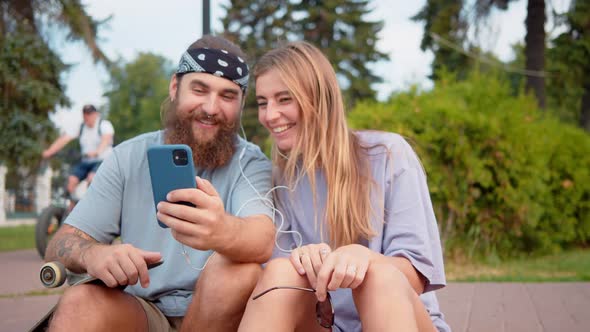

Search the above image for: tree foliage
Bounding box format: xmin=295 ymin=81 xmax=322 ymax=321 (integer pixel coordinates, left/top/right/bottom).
xmin=412 ymin=0 xmax=549 ymax=109
xmin=104 ymin=53 xmax=173 ymax=143
xmin=0 ymin=0 xmax=109 ymax=171
xmin=547 ymin=0 xmax=590 ymax=131
xmin=350 ymin=71 xmax=590 ymax=259
xmin=0 ymin=30 xmax=65 ymax=170
xmin=412 ymin=0 xmax=469 ymax=79
xmin=291 ymin=0 xmax=388 ymax=102
xmin=221 ymin=0 xmax=291 ymax=147
xmin=0 ymin=0 xmax=110 ymax=64
xmin=221 ymin=0 xmax=387 ymax=147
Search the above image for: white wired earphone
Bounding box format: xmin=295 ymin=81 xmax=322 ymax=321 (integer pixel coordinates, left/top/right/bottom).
xmin=181 ymin=115 xmax=303 ymax=271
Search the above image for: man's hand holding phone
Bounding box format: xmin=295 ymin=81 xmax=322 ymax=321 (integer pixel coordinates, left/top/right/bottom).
xmin=157 ymin=177 xmax=230 ymax=251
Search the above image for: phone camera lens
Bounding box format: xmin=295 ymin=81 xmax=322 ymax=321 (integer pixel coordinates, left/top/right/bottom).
xmin=172 ymin=149 xmax=189 ymax=166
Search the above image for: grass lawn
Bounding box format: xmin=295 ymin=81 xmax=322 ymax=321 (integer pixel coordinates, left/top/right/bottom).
xmin=0 ymin=225 xmax=35 ymax=252
xmin=446 ymin=249 xmax=590 ymax=282
xmin=1 ymin=225 xmax=589 ymax=282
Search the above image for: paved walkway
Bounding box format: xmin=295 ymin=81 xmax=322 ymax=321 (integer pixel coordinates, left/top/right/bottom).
xmin=437 ymin=282 xmax=590 ymax=331
xmin=1 ymin=249 xmax=589 ymax=331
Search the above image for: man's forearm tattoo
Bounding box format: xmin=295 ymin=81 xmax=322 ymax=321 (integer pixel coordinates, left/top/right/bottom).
xmin=48 ymin=227 xmax=97 ymax=272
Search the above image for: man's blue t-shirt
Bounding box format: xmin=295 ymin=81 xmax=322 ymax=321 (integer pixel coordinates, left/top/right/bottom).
xmin=65 ymin=130 xmax=273 ymax=316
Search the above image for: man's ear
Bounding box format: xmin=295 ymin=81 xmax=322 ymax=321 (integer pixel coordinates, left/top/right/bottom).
xmin=169 ymin=74 xmax=178 ymax=100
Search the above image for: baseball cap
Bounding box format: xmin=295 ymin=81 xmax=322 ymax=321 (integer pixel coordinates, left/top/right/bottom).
xmin=82 ymin=104 xmax=97 ymax=113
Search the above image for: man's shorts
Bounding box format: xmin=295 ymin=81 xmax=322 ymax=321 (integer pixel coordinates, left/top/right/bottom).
xmin=71 ymin=160 xmax=102 ymax=181
xmin=135 ymin=296 xmax=184 ymax=332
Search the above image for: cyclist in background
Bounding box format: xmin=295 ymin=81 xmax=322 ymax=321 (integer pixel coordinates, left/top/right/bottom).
xmin=42 ymin=104 xmax=114 ymax=195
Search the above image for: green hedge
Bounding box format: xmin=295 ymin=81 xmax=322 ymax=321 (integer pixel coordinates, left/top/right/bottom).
xmin=349 ymin=72 xmax=590 ymax=259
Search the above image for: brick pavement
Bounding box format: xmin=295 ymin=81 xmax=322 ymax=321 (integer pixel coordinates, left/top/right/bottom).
xmin=1 ymin=250 xmax=589 ymax=332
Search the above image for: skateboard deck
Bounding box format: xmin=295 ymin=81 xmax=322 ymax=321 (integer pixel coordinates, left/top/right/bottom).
xmin=29 ymin=260 xmax=163 ymax=331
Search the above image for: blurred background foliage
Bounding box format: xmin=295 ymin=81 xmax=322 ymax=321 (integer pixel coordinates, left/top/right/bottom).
xmin=0 ymin=0 xmax=110 ymax=171
xmin=1 ymin=0 xmax=589 ymax=260
xmin=221 ymin=0 xmax=388 ymax=146
xmin=104 ymin=52 xmax=174 ymax=144
xmin=350 ymin=70 xmax=590 ymax=259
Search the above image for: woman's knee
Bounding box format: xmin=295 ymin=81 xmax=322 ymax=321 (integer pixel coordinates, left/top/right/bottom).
xmin=356 ymin=262 xmax=414 ymax=299
xmin=258 ymin=258 xmax=302 ymax=285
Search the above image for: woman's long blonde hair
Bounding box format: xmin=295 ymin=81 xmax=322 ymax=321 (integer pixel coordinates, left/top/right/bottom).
xmin=254 ymin=41 xmax=376 ymax=248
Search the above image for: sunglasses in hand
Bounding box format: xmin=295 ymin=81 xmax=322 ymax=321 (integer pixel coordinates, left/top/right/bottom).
xmin=252 ymin=286 xmax=334 ymax=328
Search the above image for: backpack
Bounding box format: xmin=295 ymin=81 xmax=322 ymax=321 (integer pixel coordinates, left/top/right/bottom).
xmin=79 ymin=119 xmax=103 ymax=137
xmin=79 ymin=119 xmax=115 ymax=145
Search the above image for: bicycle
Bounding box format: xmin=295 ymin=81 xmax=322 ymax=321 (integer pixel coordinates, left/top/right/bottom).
xmin=35 ymin=176 xmax=87 ymax=259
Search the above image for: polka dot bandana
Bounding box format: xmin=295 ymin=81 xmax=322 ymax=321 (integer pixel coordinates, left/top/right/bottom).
xmin=176 ymin=48 xmax=249 ymax=92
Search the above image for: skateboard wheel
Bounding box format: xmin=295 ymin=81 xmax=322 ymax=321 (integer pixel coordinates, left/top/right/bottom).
xmin=40 ymin=262 xmax=66 ymax=288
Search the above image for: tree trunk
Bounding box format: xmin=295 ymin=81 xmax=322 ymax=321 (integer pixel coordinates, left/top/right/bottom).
xmin=0 ymin=2 xmax=5 ymax=37
xmin=524 ymin=0 xmax=546 ymax=109
xmin=11 ymin=0 xmax=36 ymax=32
xmin=580 ymin=81 xmax=590 ymax=132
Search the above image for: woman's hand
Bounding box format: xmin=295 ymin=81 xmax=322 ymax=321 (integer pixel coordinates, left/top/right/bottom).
xmin=315 ymin=244 xmax=374 ymax=302
xmin=290 ymin=243 xmax=332 ymax=289
xmin=291 ymin=243 xmax=376 ymax=302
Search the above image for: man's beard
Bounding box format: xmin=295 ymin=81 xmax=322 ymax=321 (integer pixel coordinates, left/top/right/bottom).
xmin=164 ymin=101 xmax=238 ymax=169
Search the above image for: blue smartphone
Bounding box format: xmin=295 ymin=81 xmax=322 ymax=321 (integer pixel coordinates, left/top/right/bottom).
xmin=147 ymin=144 xmax=197 ymax=228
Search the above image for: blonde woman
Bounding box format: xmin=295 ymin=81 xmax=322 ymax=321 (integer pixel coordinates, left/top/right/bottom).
xmin=237 ymin=41 xmax=450 ymax=332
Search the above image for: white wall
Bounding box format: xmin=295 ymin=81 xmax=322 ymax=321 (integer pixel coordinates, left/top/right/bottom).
xmin=0 ymin=165 xmax=6 ymax=224
xmin=35 ymin=166 xmax=53 ymax=214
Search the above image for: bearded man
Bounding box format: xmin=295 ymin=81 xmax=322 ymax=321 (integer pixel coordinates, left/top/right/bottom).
xmin=43 ymin=35 xmax=275 ymax=332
